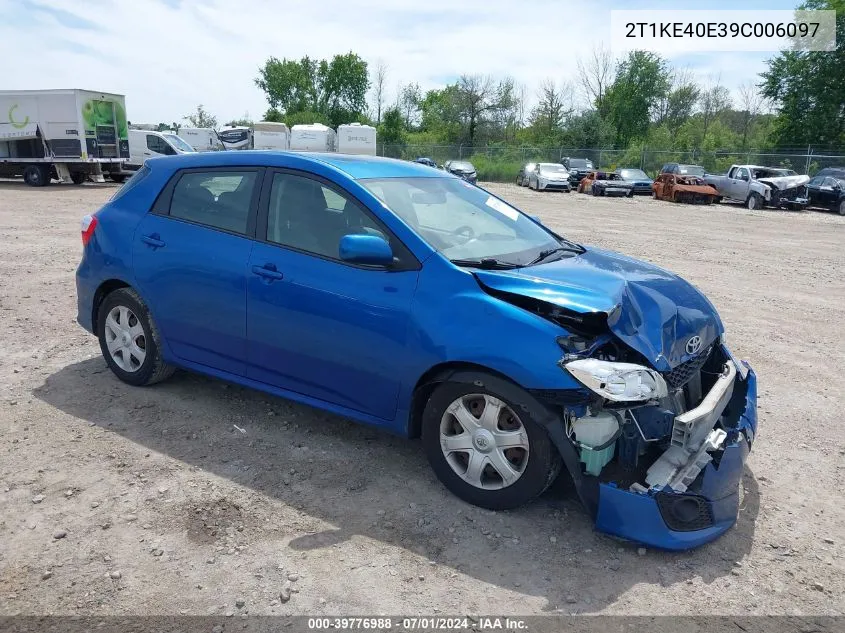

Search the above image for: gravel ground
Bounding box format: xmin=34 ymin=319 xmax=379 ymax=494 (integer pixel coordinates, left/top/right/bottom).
xmin=0 ymin=179 xmax=843 ymax=616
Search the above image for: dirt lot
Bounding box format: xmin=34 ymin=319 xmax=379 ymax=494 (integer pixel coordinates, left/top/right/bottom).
xmin=1 ymin=180 xmax=843 ymax=617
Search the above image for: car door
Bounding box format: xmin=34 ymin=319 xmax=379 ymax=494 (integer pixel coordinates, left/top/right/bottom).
xmin=806 ymin=176 xmax=825 ymax=207
xmin=132 ymin=167 xmax=263 ymax=375
xmin=730 ymin=167 xmax=749 ymax=200
xmin=245 ymin=169 xmax=420 ymax=421
xmin=819 ymin=177 xmax=840 ymax=208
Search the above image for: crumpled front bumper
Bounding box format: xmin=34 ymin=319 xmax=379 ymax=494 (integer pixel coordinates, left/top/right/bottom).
xmin=594 ymin=362 xmax=757 ymax=550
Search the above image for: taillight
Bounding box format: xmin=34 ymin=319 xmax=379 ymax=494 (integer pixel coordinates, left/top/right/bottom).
xmin=81 ymin=214 xmax=98 ymax=247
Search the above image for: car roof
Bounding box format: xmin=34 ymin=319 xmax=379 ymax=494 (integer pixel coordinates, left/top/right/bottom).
xmin=145 ymin=151 xmax=445 ymax=180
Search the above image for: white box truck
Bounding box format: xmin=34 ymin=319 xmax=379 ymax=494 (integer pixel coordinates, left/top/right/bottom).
xmin=290 ymin=123 xmax=336 ymax=152
xmin=253 ymin=122 xmax=290 ymax=150
xmin=177 ymin=127 xmax=222 ymax=152
xmin=0 ymin=89 xmax=129 ymax=185
xmin=337 ymin=122 xmax=376 ymax=155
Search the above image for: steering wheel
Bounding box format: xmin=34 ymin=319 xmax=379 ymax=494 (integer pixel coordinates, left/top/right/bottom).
xmin=451 ymin=225 xmax=476 ymax=242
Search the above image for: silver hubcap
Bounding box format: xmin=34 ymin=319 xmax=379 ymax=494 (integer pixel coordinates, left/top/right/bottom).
xmin=104 ymin=305 xmax=146 ymax=372
xmin=439 ymin=394 xmax=530 ymax=490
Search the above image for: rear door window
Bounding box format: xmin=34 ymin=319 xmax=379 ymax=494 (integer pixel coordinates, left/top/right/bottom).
xmin=169 ymin=170 xmax=258 ymax=235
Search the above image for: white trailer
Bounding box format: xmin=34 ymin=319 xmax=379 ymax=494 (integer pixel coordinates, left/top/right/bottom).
xmin=218 ymin=126 xmax=252 ymax=150
xmin=290 ymin=123 xmax=336 ymax=152
xmin=0 ymin=89 xmax=129 ymax=186
xmin=253 ymin=122 xmax=290 ymax=151
xmin=177 ymin=127 xmax=222 ymax=152
xmin=337 ymin=122 xmax=376 ymax=155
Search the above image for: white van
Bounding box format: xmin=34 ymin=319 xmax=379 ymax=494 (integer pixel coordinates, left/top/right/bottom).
xmin=125 ymin=129 xmax=195 ymax=170
xmin=177 ymin=127 xmax=221 ymax=152
xmin=253 ymin=122 xmax=290 ymax=151
xmin=337 ymin=123 xmax=376 ymax=155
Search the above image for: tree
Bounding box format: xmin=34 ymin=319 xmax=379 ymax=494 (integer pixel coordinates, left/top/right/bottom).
xmin=371 ymin=61 xmax=388 ymax=125
xmin=453 ymin=74 xmax=516 ymax=144
xmin=317 ymin=52 xmax=369 ymax=125
xmin=761 ymin=0 xmax=845 ymax=147
xmin=225 ymin=113 xmax=253 ymax=127
xmin=528 ymin=80 xmax=574 ymax=143
xmin=698 ymin=77 xmax=732 ymax=145
xmin=566 ymin=110 xmax=616 ymax=148
xmin=653 ymin=68 xmax=700 ymax=135
xmin=183 ymin=104 xmax=217 ymax=129
xmin=737 ymin=81 xmax=766 ymax=148
xmin=379 ymin=107 xmax=404 ymax=157
xmin=396 ymin=82 xmax=421 ymax=128
xmin=577 ymin=45 xmax=615 ymax=110
xmin=255 ymin=52 xmax=369 ymax=126
xmin=602 ymin=51 xmax=670 ymax=146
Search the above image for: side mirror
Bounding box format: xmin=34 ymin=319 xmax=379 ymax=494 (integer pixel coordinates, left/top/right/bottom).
xmin=339 ymin=234 xmax=393 ymax=266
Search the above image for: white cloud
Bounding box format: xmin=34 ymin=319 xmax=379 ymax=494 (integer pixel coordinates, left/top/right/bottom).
xmin=0 ymin=0 xmax=773 ymax=125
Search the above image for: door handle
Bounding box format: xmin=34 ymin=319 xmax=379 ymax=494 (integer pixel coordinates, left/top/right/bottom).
xmin=141 ymin=234 xmax=166 ymax=248
xmin=251 ymin=265 xmax=284 ymax=281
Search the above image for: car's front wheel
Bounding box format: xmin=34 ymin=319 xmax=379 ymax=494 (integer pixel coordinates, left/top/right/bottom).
xmin=97 ymin=288 xmax=175 ymax=386
xmin=839 ymin=200 xmax=845 ymax=216
xmin=421 ymin=381 xmax=561 ymax=510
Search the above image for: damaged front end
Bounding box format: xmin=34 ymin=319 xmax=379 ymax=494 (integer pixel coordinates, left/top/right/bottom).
xmin=556 ymin=331 xmax=757 ymax=550
xmin=759 ymin=175 xmax=810 ymax=210
xmin=475 ymin=255 xmax=758 ymax=549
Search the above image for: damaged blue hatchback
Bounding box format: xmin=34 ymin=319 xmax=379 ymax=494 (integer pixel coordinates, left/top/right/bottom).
xmin=76 ymin=151 xmax=757 ymax=550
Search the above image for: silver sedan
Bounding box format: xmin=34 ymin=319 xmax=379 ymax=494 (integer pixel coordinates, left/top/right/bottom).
xmin=527 ymin=163 xmax=572 ymax=192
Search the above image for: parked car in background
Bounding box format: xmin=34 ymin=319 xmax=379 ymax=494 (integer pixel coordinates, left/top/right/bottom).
xmin=527 ymin=163 xmax=571 ymax=192
xmin=414 ymin=157 xmax=438 ymax=168
xmin=75 ymin=151 xmax=757 ymax=550
xmin=660 ymin=163 xmax=707 ymax=177
xmin=813 ymin=166 xmax=845 ymax=179
xmin=806 ymin=172 xmax=845 ymax=215
xmin=704 ymin=165 xmax=809 ymax=210
xmin=561 ymin=157 xmax=594 ymax=187
xmin=444 ymin=160 xmax=477 ymax=184
xmin=578 ymin=171 xmax=634 ymax=197
xmin=617 ymin=168 xmax=654 ymax=194
xmin=516 ymin=162 xmax=537 ymax=186
xmin=652 ymin=174 xmax=719 ymax=204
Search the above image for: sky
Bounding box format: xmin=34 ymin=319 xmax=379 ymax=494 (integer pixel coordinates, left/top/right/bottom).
xmin=0 ymin=0 xmax=801 ymax=125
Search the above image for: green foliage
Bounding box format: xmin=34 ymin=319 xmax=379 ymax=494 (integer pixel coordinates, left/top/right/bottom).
xmin=284 ymin=110 xmax=330 ymax=127
xmin=183 ymin=104 xmax=218 ymax=129
xmin=466 ymin=154 xmax=523 ymax=182
xmin=761 ymin=0 xmax=845 ymax=147
xmin=379 ymin=107 xmax=405 ymax=156
xmin=255 ymin=53 xmax=369 ymax=128
xmin=603 ymin=51 xmax=670 ymax=147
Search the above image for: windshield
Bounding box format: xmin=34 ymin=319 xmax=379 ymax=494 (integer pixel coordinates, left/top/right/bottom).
xmin=678 ymin=165 xmax=706 ymax=177
xmin=163 ymin=134 xmax=195 ymax=153
xmin=538 ymin=163 xmax=567 ymax=174
xmin=619 ymin=168 xmax=649 ymax=180
xmin=568 ymin=159 xmax=591 ymax=169
xmin=450 ymin=161 xmax=475 ymax=172
xmin=360 ymin=177 xmax=573 ymax=266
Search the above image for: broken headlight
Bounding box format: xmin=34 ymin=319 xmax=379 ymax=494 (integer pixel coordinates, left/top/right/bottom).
xmin=564 ymin=358 xmax=668 ymax=403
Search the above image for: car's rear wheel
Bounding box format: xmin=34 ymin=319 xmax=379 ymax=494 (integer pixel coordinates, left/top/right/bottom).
xmin=421 ymin=381 xmax=561 ymax=510
xmin=839 ymin=200 xmax=845 ymax=216
xmin=97 ymin=288 xmax=175 ymax=386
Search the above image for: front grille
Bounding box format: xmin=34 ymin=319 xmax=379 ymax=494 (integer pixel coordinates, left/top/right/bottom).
xmin=662 ymin=345 xmax=713 ymax=390
xmin=655 ymin=492 xmax=714 ymax=531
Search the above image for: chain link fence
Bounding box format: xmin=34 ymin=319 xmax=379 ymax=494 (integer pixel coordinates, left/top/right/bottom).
xmin=378 ymin=144 xmax=845 ymax=182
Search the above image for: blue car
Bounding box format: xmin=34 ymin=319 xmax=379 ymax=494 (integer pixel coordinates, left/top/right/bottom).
xmin=75 ymin=151 xmax=757 ymax=550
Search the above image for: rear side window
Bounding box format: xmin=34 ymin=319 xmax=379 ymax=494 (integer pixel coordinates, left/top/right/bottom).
xmin=110 ymin=166 xmax=150 ymax=201
xmin=169 ymin=171 xmax=257 ymax=235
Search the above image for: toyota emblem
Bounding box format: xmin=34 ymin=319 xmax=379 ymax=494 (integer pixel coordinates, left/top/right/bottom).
xmin=686 ymin=336 xmax=702 ymax=355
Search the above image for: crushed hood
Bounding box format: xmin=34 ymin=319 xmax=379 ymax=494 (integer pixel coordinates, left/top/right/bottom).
xmin=758 ymin=174 xmax=809 ymax=190
xmin=474 ymin=247 xmax=723 ymax=371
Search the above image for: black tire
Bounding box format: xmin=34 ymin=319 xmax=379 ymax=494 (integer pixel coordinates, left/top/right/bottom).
xmin=747 ymin=192 xmax=763 ymax=210
xmin=23 ymin=165 xmax=50 ymax=187
xmin=70 ymin=171 xmax=87 ymax=185
xmin=421 ymin=379 xmax=562 ymax=511
xmin=838 ymin=200 xmax=845 ymax=216
xmin=97 ymin=287 xmax=175 ymax=387
xmin=110 ymin=174 xmax=126 ymax=184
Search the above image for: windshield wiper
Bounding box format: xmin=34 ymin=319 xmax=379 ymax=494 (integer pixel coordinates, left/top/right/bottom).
xmin=525 ymin=244 xmax=583 ymax=266
xmin=450 ymin=257 xmax=521 ymax=270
